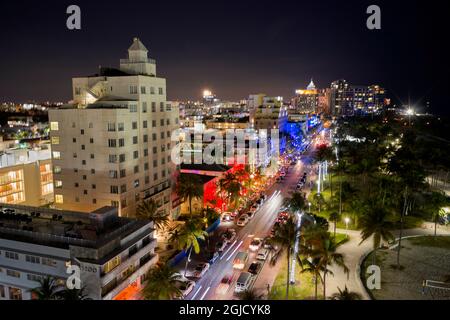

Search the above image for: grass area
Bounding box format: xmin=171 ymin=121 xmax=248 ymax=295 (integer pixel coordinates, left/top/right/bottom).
xmin=408 ymin=236 xmax=450 ymax=248
xmin=269 ymin=257 xmax=323 ymax=300
xmin=333 ymin=232 xmax=350 ymax=245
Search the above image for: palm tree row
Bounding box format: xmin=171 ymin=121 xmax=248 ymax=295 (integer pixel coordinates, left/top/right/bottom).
xmin=30 ymin=276 xmax=90 ymax=300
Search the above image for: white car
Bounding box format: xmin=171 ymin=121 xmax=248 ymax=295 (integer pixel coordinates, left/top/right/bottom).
xmin=246 ymin=211 xmax=255 ymax=220
xmin=174 ymin=279 xmax=195 ymax=299
xmin=249 ymin=238 xmax=262 ymax=251
xmin=237 ymin=215 xmax=249 ymax=226
xmin=192 ymin=262 xmax=210 ymax=278
xmin=221 ymin=213 xmax=232 ymax=222
xmin=256 ymin=248 xmax=269 ymax=261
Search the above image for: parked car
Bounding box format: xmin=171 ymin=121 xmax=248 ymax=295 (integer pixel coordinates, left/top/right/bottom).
xmin=221 ymin=213 xmax=232 ymax=222
xmin=192 ymin=262 xmax=210 ymax=278
xmin=216 ymin=275 xmax=233 ymax=295
xmin=221 ymin=229 xmax=237 ymax=243
xmin=205 ymin=251 xmax=220 ymax=264
xmin=237 ymin=214 xmax=249 ymax=226
xmin=248 ymin=261 xmax=262 ymax=275
xmin=246 ymin=211 xmax=255 ymax=220
xmin=174 ymin=279 xmax=196 ymax=299
xmin=249 ymin=238 xmax=262 ymax=251
xmin=233 ymin=251 xmax=249 ymax=270
xmin=230 ymin=210 xmax=239 ymax=217
xmin=250 ymin=204 xmax=259 ymax=212
xmin=215 ymin=241 xmax=227 ymax=252
xmin=257 ymin=248 xmax=269 ymax=261
xmin=235 ymin=272 xmax=253 ymax=293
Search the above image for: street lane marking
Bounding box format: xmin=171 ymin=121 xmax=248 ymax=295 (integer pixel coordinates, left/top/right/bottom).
xmin=191 ymin=285 xmax=202 ymax=300
xmin=226 ymin=240 xmax=243 ymax=262
xmin=200 ymin=286 xmax=211 ymax=300
xmin=220 ymin=240 xmax=237 ymax=260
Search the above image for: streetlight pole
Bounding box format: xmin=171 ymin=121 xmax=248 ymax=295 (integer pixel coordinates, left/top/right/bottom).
xmin=345 ymin=217 xmax=350 ymax=237
xmin=308 ymin=202 xmax=311 ymax=214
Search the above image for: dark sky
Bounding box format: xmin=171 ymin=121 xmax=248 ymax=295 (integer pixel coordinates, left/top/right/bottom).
xmin=0 ymin=0 xmax=447 ymax=113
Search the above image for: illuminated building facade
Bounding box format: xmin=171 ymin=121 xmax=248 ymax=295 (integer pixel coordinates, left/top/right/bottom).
xmin=292 ymin=79 xmax=319 ymax=114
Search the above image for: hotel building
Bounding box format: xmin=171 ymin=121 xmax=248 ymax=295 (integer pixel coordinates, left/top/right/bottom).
xmin=49 ymin=38 xmax=180 ymax=218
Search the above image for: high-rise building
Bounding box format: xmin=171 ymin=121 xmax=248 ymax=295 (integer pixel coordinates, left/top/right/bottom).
xmin=292 ymin=79 xmax=319 ymax=114
xmin=49 ymin=38 xmax=180 ymax=218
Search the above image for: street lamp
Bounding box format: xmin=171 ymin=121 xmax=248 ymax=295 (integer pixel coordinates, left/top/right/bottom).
xmin=344 ymin=217 xmax=350 ymax=237
xmin=308 ymin=202 xmax=311 ymax=214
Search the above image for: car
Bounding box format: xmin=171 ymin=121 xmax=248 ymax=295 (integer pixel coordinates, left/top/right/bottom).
xmin=174 ymin=279 xmax=196 ymax=299
xmin=192 ymin=262 xmax=210 ymax=278
xmin=236 ymin=215 xmax=249 ymax=226
xmin=230 ymin=210 xmax=239 ymax=217
xmin=249 ymin=238 xmax=262 ymax=251
xmin=247 ymin=261 xmax=262 ymax=275
xmin=221 ymin=229 xmax=237 ymax=243
xmin=250 ymin=204 xmax=259 ymax=211
xmin=216 ymin=275 xmax=233 ymax=295
xmin=215 ymin=241 xmax=227 ymax=252
xmin=257 ymin=248 xmax=269 ymax=261
xmin=246 ymin=211 xmax=255 ymax=220
xmin=205 ymin=251 xmax=220 ymax=264
xmin=233 ymin=251 xmax=249 ymax=270
xmin=221 ymin=213 xmax=231 ymax=222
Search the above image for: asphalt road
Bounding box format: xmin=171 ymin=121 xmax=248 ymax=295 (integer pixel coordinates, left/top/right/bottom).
xmin=182 ymin=140 xmax=318 ymax=300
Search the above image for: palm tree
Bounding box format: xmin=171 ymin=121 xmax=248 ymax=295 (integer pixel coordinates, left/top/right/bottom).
xmin=310 ymin=235 xmax=349 ymax=299
xmin=359 ymin=205 xmax=394 ymax=265
xmin=238 ymin=288 xmax=263 ymax=300
xmin=142 ymin=264 xmax=182 ymax=300
xmin=329 ymin=211 xmax=341 ymax=238
xmin=299 ymin=257 xmax=323 ymax=300
xmin=136 ymin=199 xmax=169 ymax=232
xmin=289 ymin=192 xmax=306 ymax=212
xmin=329 ymin=286 xmax=362 ymax=300
xmin=313 ymin=192 xmax=325 ymax=212
xmin=29 ymin=276 xmax=61 ymax=300
xmin=178 ymin=174 xmax=203 ymax=216
xmin=177 ymin=219 xmax=208 ymax=276
xmin=270 ymin=217 xmax=298 ymax=299
xmin=57 ymin=287 xmax=91 ymax=300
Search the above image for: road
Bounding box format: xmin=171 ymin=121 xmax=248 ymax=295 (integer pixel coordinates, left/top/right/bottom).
xmin=179 ymin=139 xmax=318 ymax=300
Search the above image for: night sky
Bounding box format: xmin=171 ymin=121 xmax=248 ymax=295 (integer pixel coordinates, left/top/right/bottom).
xmin=0 ymin=0 xmax=446 ymax=113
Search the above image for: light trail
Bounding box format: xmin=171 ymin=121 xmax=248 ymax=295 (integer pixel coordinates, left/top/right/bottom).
xmin=191 ymin=285 xmax=202 ymax=300
xmin=219 ymin=240 xmax=237 ymax=260
xmin=225 ymin=240 xmax=243 ymax=261
xmin=199 ymin=286 xmax=211 ymax=300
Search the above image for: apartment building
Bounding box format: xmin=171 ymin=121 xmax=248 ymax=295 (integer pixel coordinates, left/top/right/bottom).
xmin=0 ymin=203 xmax=157 ymax=300
xmin=49 ymin=38 xmax=180 ymax=218
xmin=0 ymin=143 xmax=53 ymax=206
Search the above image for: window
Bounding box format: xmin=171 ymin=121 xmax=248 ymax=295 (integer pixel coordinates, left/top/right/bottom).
xmin=120 ymin=169 xmax=126 ymax=178
xmin=89 ymin=122 xmax=93 ymax=128
xmin=75 ymin=87 xmax=81 ymax=95
xmin=144 ymin=148 xmax=148 ymax=156
xmin=74 ymin=182 xmax=79 ymax=187
xmin=143 ymin=134 xmax=148 ymax=143
xmin=160 ymin=119 xmax=165 ymax=126
xmin=134 ymin=165 xmax=139 ymax=173
xmin=91 ymin=169 xmax=95 ymax=174
xmin=92 ymin=184 xmax=96 ymax=189
xmin=109 ymin=170 xmax=118 ymax=179
xmin=161 ymin=158 xmax=165 ymax=165
xmin=166 ymin=119 xmax=171 ymax=125
xmin=162 ymin=170 xmax=166 ymax=177
xmin=80 ymin=129 xmax=84 ymax=135
xmin=7 ymin=270 xmax=20 ymax=278
xmin=51 ymin=136 xmax=60 ymax=145
xmin=111 ymin=200 xmax=119 ymax=207
xmin=52 ymin=151 xmax=61 ymax=159
xmin=54 ymin=166 xmax=61 ymax=174
xmin=144 ymin=162 xmax=149 ymax=171
xmin=143 ymin=120 xmax=148 ymax=128
xmin=133 ymin=151 xmax=139 ymax=159
xmin=90 ymin=154 xmax=94 ymax=159
xmin=152 ymin=120 xmax=156 ymax=127
xmin=161 ymin=132 xmax=165 ymax=139
xmin=132 ymin=122 xmax=138 ymax=130
xmin=118 ymin=123 xmax=124 ymax=131
xmin=142 ymin=102 xmax=147 ymax=113
xmin=73 ymin=138 xmax=77 ymax=143
xmin=108 ymin=139 xmax=117 ymax=147
xmin=153 ymin=173 xmax=158 ymax=180
xmin=175 ymin=117 xmax=179 ymax=124
xmin=166 ymin=104 xmax=172 ymax=111
xmin=158 ymin=87 xmax=164 ymax=95
xmin=129 ymin=104 xmax=138 ymax=113
xmin=150 ymin=86 xmax=155 ymax=94
xmin=0 ymin=285 xmax=5 ymax=298
xmin=50 ymin=122 xmax=59 ymax=131
xmin=153 ymin=160 xmax=158 ymax=168
xmin=5 ymin=251 xmax=19 ymax=260
xmin=134 ymin=179 xmax=140 ymax=188
xmin=160 ymin=102 xmax=165 ymax=112
xmin=121 ymin=199 xmax=127 ymax=208
xmin=153 ymin=146 xmax=157 ymax=154
xmin=42 ymin=258 xmax=57 ymax=267
xmin=119 ymin=138 xmax=125 ymax=147
xmin=145 ymin=176 xmax=150 ymax=184
xmin=151 ymin=102 xmax=156 ymax=112
xmin=110 ymin=186 xmax=119 ymax=194
xmin=133 ymin=136 xmax=138 ymax=144
xmin=55 ymin=180 xmax=62 ymax=188
xmin=83 ymin=190 xmax=88 ymax=195
xmin=119 ymin=154 xmax=126 ymax=163
xmin=9 ymin=287 xmax=22 ymax=300
xmin=26 ymin=255 xmax=40 ymax=264
xmin=81 ymin=144 xmax=85 ymax=150
xmin=140 ymin=86 xmax=146 ymax=94
xmin=90 ymin=138 xmax=94 ymax=143
xmin=107 ymin=123 xmax=116 ymax=131
xmin=82 ymin=175 xmax=87 ymax=180
xmin=109 ymin=154 xmax=117 ymax=163
xmin=152 ymin=133 xmax=157 ymax=141
xmin=129 ymin=85 xmax=138 ymax=94
xmin=93 ymin=199 xmax=97 ymax=204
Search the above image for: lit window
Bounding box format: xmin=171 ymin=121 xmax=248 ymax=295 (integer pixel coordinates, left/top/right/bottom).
xmin=55 ymin=194 xmax=63 ymax=204
xmin=55 ymin=180 xmax=62 ymax=188
xmin=51 ymin=137 xmax=60 ymax=145
xmin=52 ymin=151 xmax=61 ymax=160
xmin=50 ymin=122 xmax=59 ymax=131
